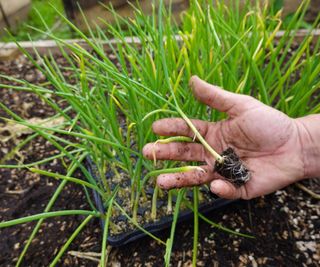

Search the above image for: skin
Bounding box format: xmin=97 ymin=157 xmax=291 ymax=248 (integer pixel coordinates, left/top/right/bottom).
xmin=143 ymin=76 xmax=320 ymax=200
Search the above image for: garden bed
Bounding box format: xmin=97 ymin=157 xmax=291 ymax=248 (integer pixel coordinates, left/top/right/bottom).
xmin=1 ymin=1 xmax=320 ymax=264
xmin=1 ymin=52 xmax=319 ymax=266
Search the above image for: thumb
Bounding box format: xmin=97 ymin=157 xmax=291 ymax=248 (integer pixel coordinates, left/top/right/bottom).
xmin=189 ymin=76 xmax=258 ymax=117
xmin=210 ymin=179 xmax=248 ymax=199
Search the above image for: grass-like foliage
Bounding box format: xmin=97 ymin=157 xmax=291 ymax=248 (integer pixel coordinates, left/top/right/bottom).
xmin=0 ymin=0 xmax=319 ymax=265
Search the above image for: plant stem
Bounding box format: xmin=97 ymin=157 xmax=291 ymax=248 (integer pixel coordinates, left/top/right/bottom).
xmin=100 ymin=192 xmax=116 ymax=267
xmin=29 ymin=168 xmax=105 ymax=197
xmin=164 ymin=189 xmax=186 ymax=267
xmin=0 ymin=210 xmax=99 ymax=228
xmin=151 ymin=185 xmax=159 ymax=220
xmin=192 ymin=187 xmax=199 ymax=266
xmin=295 ymin=182 xmax=320 ymax=200
xmin=16 ymin=154 xmax=87 ymax=267
xmin=114 ymin=201 xmax=166 ymax=245
xmin=153 ymin=136 xmax=194 ymax=165
xmin=50 ymin=215 xmax=94 ymax=266
xmin=178 ymin=108 xmax=224 ymax=163
xmin=167 ymin=190 xmax=172 ymax=214
xmin=184 ymin=201 xmax=254 ymax=238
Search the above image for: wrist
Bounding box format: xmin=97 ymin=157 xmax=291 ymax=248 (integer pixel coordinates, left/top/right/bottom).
xmin=295 ymin=114 xmax=320 ymax=179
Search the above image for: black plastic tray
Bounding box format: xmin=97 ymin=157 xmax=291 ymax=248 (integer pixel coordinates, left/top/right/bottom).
xmin=86 ymin=158 xmax=235 ymax=247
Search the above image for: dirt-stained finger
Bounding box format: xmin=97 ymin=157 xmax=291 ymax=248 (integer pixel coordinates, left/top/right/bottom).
xmin=190 ymin=75 xmax=258 ymax=117
xmin=152 ymin=118 xmax=209 ymax=138
xmin=143 ymin=142 xmax=205 ymax=162
xmin=210 ymin=179 xmax=245 ymax=199
xmin=156 ymin=165 xmax=219 ymax=189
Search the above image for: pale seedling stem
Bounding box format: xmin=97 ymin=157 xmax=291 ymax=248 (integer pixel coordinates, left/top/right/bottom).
xmin=167 ymin=190 xmax=173 ymax=214
xmin=178 ymin=109 xmax=224 ymax=164
xmin=152 ymin=136 xmax=194 ymax=165
xmin=151 ymin=185 xmax=159 ymax=220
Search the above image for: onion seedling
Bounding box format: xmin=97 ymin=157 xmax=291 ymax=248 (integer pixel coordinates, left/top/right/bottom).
xmin=0 ymin=0 xmax=318 ymax=266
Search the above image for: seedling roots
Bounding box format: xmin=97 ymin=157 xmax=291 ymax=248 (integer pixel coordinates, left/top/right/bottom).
xmin=214 ymin=148 xmax=250 ymax=187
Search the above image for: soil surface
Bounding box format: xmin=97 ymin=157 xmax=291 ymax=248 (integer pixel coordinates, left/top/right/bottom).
xmin=0 ymin=55 xmax=319 ymax=267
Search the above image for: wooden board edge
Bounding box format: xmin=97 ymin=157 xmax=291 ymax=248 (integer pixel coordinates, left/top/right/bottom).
xmin=0 ymin=29 xmax=319 ymax=60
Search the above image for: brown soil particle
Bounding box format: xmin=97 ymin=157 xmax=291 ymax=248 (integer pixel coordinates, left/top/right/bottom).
xmin=0 ymin=55 xmax=319 ymax=266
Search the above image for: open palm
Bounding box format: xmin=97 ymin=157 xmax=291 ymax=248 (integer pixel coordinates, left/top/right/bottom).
xmin=143 ymin=76 xmax=305 ymax=199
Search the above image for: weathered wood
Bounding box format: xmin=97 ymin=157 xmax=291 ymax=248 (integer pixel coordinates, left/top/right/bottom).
xmin=0 ymin=46 xmax=19 ymax=60
xmin=0 ymin=0 xmax=30 ymax=17
xmin=64 ymin=0 xmax=189 ymax=30
xmin=282 ymin=0 xmax=320 ymax=18
xmin=64 ymin=0 xmax=320 ymax=31
xmin=0 ymin=0 xmax=30 ymax=32
xmin=0 ymin=29 xmax=319 ymax=60
xmin=63 ymin=0 xmax=122 ymax=10
xmin=220 ymin=0 xmax=320 ymax=17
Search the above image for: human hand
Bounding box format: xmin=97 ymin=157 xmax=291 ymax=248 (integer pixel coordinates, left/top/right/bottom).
xmin=143 ymin=76 xmax=309 ymax=200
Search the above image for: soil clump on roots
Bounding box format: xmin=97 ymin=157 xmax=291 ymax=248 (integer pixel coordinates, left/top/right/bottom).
xmin=215 ymin=148 xmax=251 ymax=187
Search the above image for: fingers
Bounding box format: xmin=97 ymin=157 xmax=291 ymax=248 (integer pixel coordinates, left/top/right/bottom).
xmin=190 ymin=75 xmax=258 ymax=117
xmin=157 ymin=165 xmax=217 ymax=189
xmin=143 ymin=142 xmax=205 ymax=162
xmin=153 ymin=161 xmax=248 ymax=199
xmin=210 ymin=179 xmax=246 ymax=199
xmin=152 ymin=118 xmax=209 ymax=138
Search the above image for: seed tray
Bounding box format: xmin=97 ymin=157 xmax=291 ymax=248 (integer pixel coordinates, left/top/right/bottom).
xmin=86 ymin=157 xmax=235 ymax=247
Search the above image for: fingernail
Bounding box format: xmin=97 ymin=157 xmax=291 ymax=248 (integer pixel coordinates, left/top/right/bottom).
xmin=152 ymin=121 xmax=160 ymax=132
xmin=142 ymin=144 xmax=151 ymax=157
xmin=189 ymin=75 xmax=197 ymax=89
xmin=210 ymin=180 xmax=221 ymax=195
xmin=189 ymin=80 xmax=194 ymax=90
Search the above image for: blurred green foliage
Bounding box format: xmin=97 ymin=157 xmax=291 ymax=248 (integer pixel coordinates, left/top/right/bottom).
xmin=0 ymin=0 xmax=315 ymax=42
xmin=0 ymin=0 xmax=73 ymax=42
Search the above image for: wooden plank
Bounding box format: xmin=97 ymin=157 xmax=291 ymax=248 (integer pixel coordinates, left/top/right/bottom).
xmin=66 ymin=0 xmax=320 ymax=31
xmin=0 ymin=29 xmax=319 ymax=60
xmin=67 ymin=0 xmax=189 ymax=31
xmin=215 ymin=0 xmax=320 ymax=18
xmin=0 ymin=0 xmax=30 ymax=17
xmin=282 ymin=0 xmax=320 ymax=18
xmin=0 ymin=46 xmax=19 ymax=60
xmin=0 ymin=36 xmax=142 ymax=59
xmin=0 ymin=0 xmax=30 ymax=32
xmin=63 ymin=0 xmax=125 ymax=10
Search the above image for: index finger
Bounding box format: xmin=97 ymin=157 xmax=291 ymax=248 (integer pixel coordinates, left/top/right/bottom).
xmin=152 ymin=118 xmax=209 ymax=138
xmin=190 ymin=76 xmax=259 ymax=117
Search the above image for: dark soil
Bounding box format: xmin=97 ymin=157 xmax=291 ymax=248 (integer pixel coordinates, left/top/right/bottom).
xmin=0 ymin=55 xmax=319 ymax=267
xmin=215 ymin=148 xmax=250 ymax=187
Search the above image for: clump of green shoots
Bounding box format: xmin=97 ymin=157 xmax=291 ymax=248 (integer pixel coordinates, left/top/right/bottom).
xmin=0 ymin=0 xmax=319 ymax=266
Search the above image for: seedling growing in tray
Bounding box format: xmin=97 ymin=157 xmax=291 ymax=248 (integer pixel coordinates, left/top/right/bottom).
xmin=0 ymin=0 xmax=319 ymax=266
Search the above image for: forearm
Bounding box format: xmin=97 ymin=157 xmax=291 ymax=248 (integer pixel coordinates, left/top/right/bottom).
xmin=295 ymin=114 xmax=320 ymax=179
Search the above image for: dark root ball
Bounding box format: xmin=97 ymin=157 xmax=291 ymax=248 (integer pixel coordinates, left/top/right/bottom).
xmin=214 ymin=147 xmax=250 ymax=187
